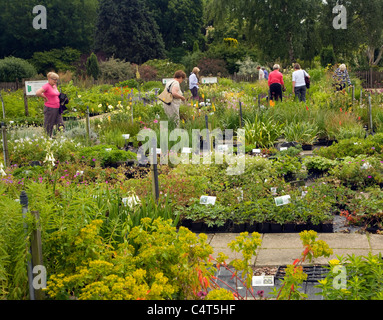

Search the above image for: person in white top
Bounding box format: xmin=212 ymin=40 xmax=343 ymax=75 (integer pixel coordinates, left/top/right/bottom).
xmin=257 ymin=66 xmax=265 ymax=80
xmin=292 ymin=63 xmax=310 ymax=102
xmin=189 ymin=67 xmax=200 ymax=100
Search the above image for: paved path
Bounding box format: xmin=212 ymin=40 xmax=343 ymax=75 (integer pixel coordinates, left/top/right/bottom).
xmin=207 ymin=232 xmax=383 ymax=266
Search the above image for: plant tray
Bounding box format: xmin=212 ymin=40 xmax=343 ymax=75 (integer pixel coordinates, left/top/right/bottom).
xmin=275 ymin=265 xmax=329 ymax=283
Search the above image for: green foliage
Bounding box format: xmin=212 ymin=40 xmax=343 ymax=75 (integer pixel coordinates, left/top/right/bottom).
xmin=99 ymin=57 xmax=135 ymax=82
xmin=0 ymin=57 xmax=37 ymax=82
xmin=320 ymin=46 xmax=336 ymax=68
xmin=78 ymin=144 xmax=136 ymax=167
xmin=86 ymin=53 xmax=100 ymax=80
xmin=29 ymin=47 xmax=82 ymax=75
xmin=317 ymin=253 xmax=383 ymax=300
xmin=143 ymin=59 xmax=185 ymax=78
xmin=243 ymin=114 xmax=284 ymax=148
xmin=95 ymin=0 xmax=165 ymax=64
xmin=284 ymin=121 xmax=320 ymax=145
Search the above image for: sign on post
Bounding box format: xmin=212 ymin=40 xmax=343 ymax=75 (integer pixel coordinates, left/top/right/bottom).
xmin=201 ymin=77 xmax=218 ymax=84
xmin=25 ymin=81 xmax=48 ymax=96
xmin=23 ymin=80 xmax=48 ymax=117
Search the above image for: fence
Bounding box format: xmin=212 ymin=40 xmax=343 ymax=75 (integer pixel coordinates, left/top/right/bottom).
xmin=355 ymin=70 xmax=383 ymax=89
xmin=0 ymin=81 xmax=20 ymax=91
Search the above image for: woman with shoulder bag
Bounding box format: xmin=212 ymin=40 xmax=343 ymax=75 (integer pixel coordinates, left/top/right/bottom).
xmin=292 ymin=63 xmax=310 ymax=103
xmin=161 ymin=70 xmax=186 ymax=127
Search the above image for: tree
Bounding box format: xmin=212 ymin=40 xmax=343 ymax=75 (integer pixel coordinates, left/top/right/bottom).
xmin=206 ymin=0 xmax=322 ymax=64
xmin=86 ymin=53 xmax=100 ymax=80
xmin=319 ymin=0 xmax=383 ymax=68
xmin=94 ymin=0 xmax=165 ymax=64
xmin=146 ymin=0 xmax=204 ymax=52
xmin=0 ymin=0 xmax=99 ymax=59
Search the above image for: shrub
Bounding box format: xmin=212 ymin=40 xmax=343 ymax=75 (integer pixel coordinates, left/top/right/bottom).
xmin=142 ymin=59 xmax=185 ymax=78
xmin=99 ymin=57 xmax=135 ymax=81
xmin=29 ymin=47 xmax=81 ymax=74
xmin=86 ymin=53 xmax=100 ymax=80
xmin=0 ymin=57 xmax=37 ymax=82
xmin=197 ymin=57 xmax=229 ymax=77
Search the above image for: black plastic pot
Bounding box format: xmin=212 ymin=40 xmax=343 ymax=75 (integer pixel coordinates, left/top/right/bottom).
xmin=302 ymin=144 xmax=313 ymax=151
xmin=258 ymin=222 xmax=271 ymax=233
xmin=270 ymin=223 xmax=283 ymax=233
xmin=283 ymin=223 xmax=296 ymax=233
xmin=321 ymin=222 xmax=333 ymax=233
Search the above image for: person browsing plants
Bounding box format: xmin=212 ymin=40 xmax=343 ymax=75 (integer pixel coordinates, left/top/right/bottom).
xmin=36 ymin=72 xmax=65 ymax=137
xmin=268 ymin=64 xmax=285 ymax=102
xmin=162 ymin=70 xmax=186 ymax=127
xmin=292 ymin=63 xmax=310 ymax=103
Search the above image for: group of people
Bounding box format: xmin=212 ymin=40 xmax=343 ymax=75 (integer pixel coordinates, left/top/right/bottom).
xmin=37 ymin=62 xmax=353 ymax=136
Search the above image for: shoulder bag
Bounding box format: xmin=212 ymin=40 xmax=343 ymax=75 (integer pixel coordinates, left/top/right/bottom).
xmin=158 ymin=81 xmax=175 ymax=105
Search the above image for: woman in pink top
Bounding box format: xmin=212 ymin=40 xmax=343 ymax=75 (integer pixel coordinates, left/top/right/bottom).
xmin=36 ymin=72 xmax=64 ymax=137
xmin=268 ymin=64 xmax=284 ymax=102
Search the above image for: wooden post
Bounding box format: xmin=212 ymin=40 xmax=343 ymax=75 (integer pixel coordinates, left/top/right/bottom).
xmin=1 ymin=122 xmax=9 ymax=167
xmin=22 ymin=79 xmax=29 ymax=117
xmin=30 ymin=210 xmax=45 ymax=300
xmin=205 ymin=115 xmax=210 ymax=153
xmin=0 ymin=92 xmax=5 ymax=119
xmin=20 ymin=191 xmax=35 ymax=300
xmin=368 ymin=94 xmax=373 ymax=135
xmin=151 ymin=138 xmax=159 ymax=203
xmin=86 ymin=106 xmax=90 ymax=144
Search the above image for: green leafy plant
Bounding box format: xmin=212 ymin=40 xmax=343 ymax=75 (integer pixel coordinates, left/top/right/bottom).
xmin=283 ymin=121 xmax=320 ymax=146
xmin=316 ymin=253 xmax=383 ymax=300
xmin=243 ymin=114 xmax=284 ymax=148
xmin=271 ymin=230 xmax=333 ymax=300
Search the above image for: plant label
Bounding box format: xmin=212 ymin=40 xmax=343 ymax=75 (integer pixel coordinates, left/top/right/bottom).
xmin=253 ymin=149 xmax=261 ymax=154
xmin=275 ymin=195 xmax=291 ymax=206
xmin=200 ymin=196 xmax=216 ymax=205
xmin=217 ymin=144 xmax=229 ymax=153
xmin=271 ymin=187 xmax=277 ymax=195
xmin=280 ymin=147 xmax=288 ymax=151
xmin=252 ymin=275 xmax=274 ymax=287
xmin=182 ymin=147 xmax=192 ymax=154
xmin=122 ymin=134 xmax=130 ymax=140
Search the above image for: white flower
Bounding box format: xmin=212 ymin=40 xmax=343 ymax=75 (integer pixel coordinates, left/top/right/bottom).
xmin=108 ymin=105 xmax=114 ymax=110
xmin=0 ymin=163 xmax=6 ymax=177
xmin=122 ymin=192 xmax=141 ymax=209
xmin=43 ymin=151 xmax=56 ymax=167
xmin=98 ymin=104 xmax=102 ymax=108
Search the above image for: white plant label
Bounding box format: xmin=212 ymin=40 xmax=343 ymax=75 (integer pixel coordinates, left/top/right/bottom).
xmin=280 ymin=147 xmax=288 ymax=151
xmin=275 ymin=195 xmax=291 ymax=206
xmin=182 ymin=147 xmax=192 ymax=154
xmin=253 ymin=149 xmax=261 ymax=154
xmin=252 ymin=275 xmax=274 ymax=287
xmin=200 ymin=196 xmax=216 ymax=205
xmin=122 ymin=134 xmax=130 ymax=139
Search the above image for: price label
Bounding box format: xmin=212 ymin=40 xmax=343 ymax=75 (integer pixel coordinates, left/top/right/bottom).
xmin=252 ymin=275 xmax=275 ymax=287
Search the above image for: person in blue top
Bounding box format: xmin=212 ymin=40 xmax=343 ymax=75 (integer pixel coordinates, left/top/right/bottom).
xmin=333 ymin=64 xmax=352 ymax=91
xmin=262 ymin=67 xmax=269 ymax=80
xmin=189 ymin=67 xmax=200 ymax=100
